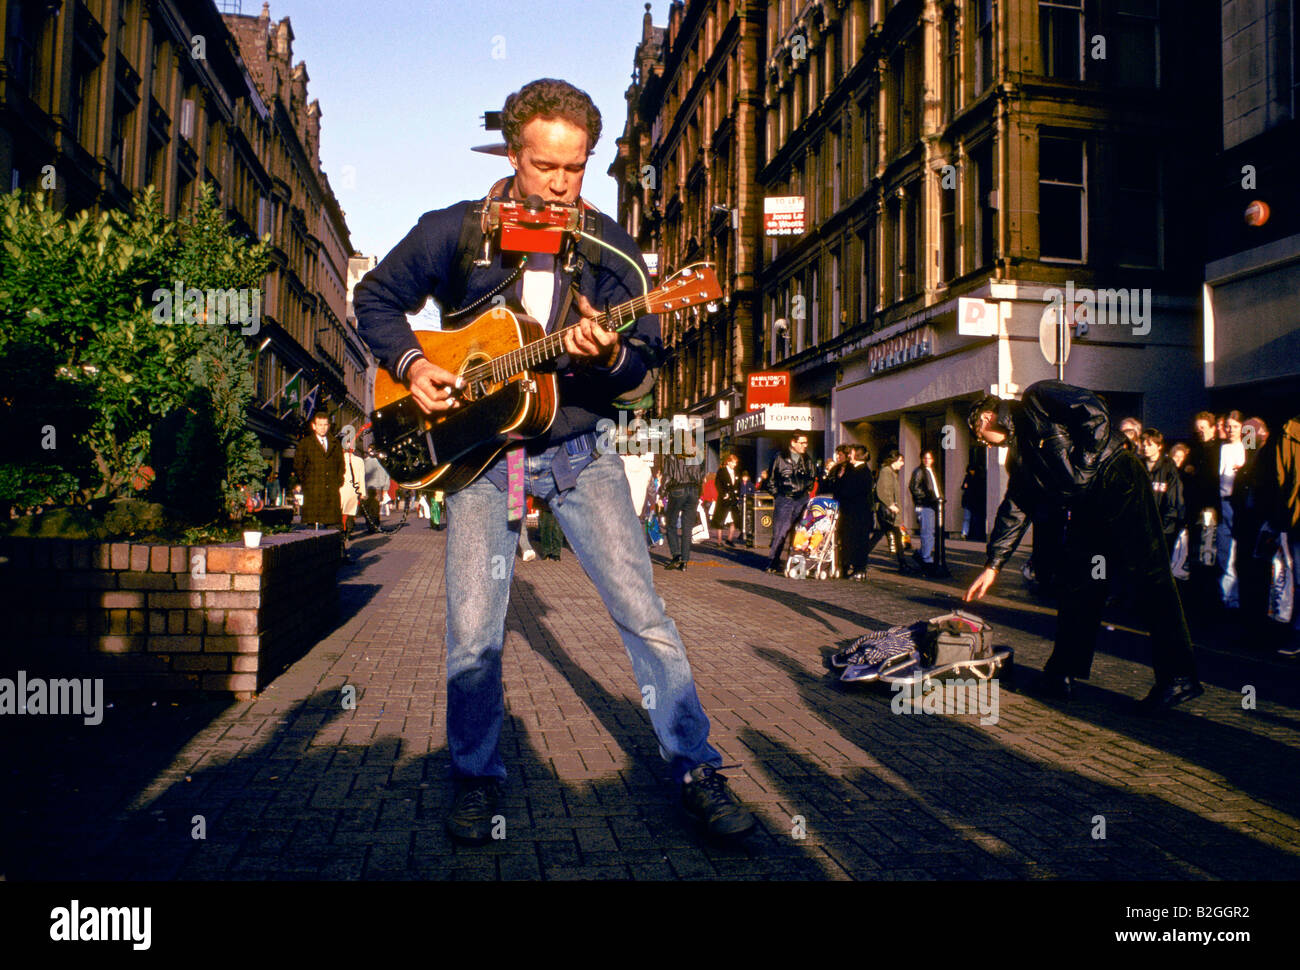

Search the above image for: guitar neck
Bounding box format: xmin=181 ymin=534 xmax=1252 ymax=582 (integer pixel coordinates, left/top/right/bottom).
xmin=465 ymin=293 xmax=654 ymax=384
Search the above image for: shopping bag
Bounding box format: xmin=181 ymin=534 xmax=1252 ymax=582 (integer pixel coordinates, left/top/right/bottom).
xmin=1170 ymin=528 xmax=1190 ymax=580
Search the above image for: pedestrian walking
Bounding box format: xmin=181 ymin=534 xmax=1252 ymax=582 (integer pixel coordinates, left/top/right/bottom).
xmin=293 ymin=410 xmax=343 ymax=529
xmin=660 ymin=436 xmax=705 ymax=570
xmin=763 ymin=433 xmax=818 ymax=574
xmin=711 ymin=453 xmax=742 ymax=546
xmin=830 ymin=445 xmax=874 ymax=581
xmin=863 ymin=451 xmax=913 ymax=574
xmin=909 ymin=450 xmax=942 ymax=574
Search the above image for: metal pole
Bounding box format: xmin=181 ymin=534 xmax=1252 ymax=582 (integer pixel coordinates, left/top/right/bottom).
xmin=1057 ymin=305 xmax=1065 ymax=381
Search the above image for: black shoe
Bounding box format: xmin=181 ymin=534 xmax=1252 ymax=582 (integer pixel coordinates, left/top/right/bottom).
xmin=1139 ymin=676 xmax=1204 ymax=712
xmin=765 ymin=564 xmax=784 ymax=575
xmin=681 ymin=765 xmax=755 ymax=838
xmin=664 ymin=556 xmax=682 ymax=570
xmin=446 ymin=778 xmax=501 ymax=845
xmin=676 ymin=560 xmax=688 ymax=571
xmin=1034 ymin=671 xmax=1074 ymax=701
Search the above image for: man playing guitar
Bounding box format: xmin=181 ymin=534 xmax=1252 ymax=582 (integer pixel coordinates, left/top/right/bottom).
xmin=354 ymin=78 xmax=753 ymax=844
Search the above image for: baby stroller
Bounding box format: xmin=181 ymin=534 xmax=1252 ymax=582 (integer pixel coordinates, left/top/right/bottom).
xmin=829 ymin=609 xmax=1013 ymax=687
xmin=785 ymin=497 xmax=839 ymax=580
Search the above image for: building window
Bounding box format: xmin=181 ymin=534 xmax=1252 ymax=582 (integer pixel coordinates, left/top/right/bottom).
xmin=901 ymin=182 xmax=920 ymax=298
xmin=5 ymin=0 xmax=46 ymax=96
xmin=831 ymin=128 xmax=842 ymax=211
xmin=970 ymin=140 xmax=997 ymax=268
xmin=975 ymin=0 xmax=995 ymax=92
xmin=883 ymin=196 xmax=899 ymax=305
xmin=944 ymin=9 xmax=961 ymax=120
xmin=1040 ymin=1 xmax=1084 ymax=80
xmin=859 ymin=227 xmax=875 ymax=320
xmin=1114 ymin=0 xmax=1159 ymax=88
xmin=808 ymin=150 xmax=819 ymax=222
xmin=1114 ymin=140 xmax=1160 ymax=267
xmin=860 ymin=95 xmax=875 ymax=185
xmin=831 ymin=249 xmax=841 ymax=338
xmin=810 ymin=268 xmax=820 ymax=346
xmin=1039 ymin=134 xmax=1086 ymax=261
xmin=940 ymin=165 xmax=958 ymax=282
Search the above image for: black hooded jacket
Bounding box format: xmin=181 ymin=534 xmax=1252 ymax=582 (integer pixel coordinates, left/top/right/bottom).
xmin=985 ymin=381 xmax=1128 ymax=571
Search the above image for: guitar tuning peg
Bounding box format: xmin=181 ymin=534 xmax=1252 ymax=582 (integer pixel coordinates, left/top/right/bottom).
xmin=706 ymin=302 xmax=719 ymax=313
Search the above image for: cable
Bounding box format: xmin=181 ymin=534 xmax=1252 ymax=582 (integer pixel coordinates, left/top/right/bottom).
xmin=574 ymin=229 xmax=649 ymax=332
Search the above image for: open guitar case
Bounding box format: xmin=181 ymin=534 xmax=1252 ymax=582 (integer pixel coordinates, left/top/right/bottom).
xmin=828 ymin=609 xmax=1014 ymax=688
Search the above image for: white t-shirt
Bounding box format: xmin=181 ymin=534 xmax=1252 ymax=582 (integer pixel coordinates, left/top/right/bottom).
xmin=521 ymin=254 xmax=556 ymax=328
xmin=1219 ymin=440 xmax=1245 ymax=497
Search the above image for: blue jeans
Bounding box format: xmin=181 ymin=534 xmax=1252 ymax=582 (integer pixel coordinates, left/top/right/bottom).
xmin=767 ymin=495 xmax=809 ymax=565
xmin=443 ymin=448 xmax=722 ymax=783
xmin=1218 ymin=498 xmax=1238 ymax=608
xmin=665 ymin=486 xmax=700 ymax=562
xmin=917 ymin=506 xmax=936 ymax=562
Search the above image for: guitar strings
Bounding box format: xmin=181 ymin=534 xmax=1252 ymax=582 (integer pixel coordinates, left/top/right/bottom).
xmin=458 ymin=282 xmax=709 ymax=387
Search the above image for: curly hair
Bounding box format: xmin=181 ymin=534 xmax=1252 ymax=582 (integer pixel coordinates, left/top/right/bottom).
xmin=502 ymin=78 xmax=602 ymax=153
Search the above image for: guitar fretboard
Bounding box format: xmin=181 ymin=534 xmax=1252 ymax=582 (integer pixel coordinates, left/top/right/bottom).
xmin=460 ymin=294 xmax=657 ymax=386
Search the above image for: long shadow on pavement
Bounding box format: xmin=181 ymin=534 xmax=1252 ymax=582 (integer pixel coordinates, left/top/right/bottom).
xmin=743 ymin=643 xmax=1300 ymax=879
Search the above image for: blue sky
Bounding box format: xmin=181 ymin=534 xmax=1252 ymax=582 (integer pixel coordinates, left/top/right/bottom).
xmin=262 ymin=0 xmax=666 ymax=260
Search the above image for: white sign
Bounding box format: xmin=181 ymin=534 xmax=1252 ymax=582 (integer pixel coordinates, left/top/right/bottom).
xmin=957 ymin=297 xmax=997 ymax=337
xmin=1038 ymin=304 xmax=1072 ymax=366
xmin=733 ymin=405 xmax=825 ymax=435
xmin=644 ymin=252 xmax=659 ymax=278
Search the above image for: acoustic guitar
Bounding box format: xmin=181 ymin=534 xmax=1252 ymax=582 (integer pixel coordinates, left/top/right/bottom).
xmin=370 ymin=263 xmax=722 ymax=491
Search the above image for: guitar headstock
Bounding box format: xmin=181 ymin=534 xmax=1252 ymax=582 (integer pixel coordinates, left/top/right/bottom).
xmin=644 ymin=263 xmax=722 ymax=314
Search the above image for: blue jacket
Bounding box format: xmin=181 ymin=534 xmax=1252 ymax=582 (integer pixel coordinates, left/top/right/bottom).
xmin=353 ymin=192 xmax=661 ymax=446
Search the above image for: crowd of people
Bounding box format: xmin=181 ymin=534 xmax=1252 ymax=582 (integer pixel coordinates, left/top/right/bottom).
xmin=636 ymin=395 xmax=1300 ymax=670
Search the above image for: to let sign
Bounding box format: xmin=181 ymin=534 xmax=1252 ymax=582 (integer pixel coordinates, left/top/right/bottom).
xmin=746 ymin=371 xmax=791 ymax=410
xmin=763 ymin=196 xmax=805 ymax=236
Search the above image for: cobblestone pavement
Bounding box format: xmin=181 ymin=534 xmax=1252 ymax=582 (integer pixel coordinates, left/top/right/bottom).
xmin=5 ymin=518 xmax=1300 ymax=881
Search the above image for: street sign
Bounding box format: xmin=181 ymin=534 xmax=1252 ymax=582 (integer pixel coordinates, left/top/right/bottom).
xmin=957 ymin=297 xmax=998 ymax=336
xmin=1038 ymin=304 xmax=1071 ymax=369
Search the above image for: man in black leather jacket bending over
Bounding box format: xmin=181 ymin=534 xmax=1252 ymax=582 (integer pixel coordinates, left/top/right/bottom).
xmin=962 ymin=381 xmax=1202 ymax=711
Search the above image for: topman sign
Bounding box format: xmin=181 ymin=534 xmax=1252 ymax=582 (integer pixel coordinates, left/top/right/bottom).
xmin=733 ymin=405 xmax=825 ymax=436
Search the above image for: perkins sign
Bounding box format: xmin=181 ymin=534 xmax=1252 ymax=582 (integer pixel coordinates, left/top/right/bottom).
xmin=868 ymin=326 xmax=936 ymax=375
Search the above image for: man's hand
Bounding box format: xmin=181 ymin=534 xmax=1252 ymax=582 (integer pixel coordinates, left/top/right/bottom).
xmin=406 ymin=357 xmax=464 ymax=414
xmin=889 ymin=504 xmax=900 ymax=515
xmin=562 ymin=293 xmax=620 ymax=366
xmin=964 ymin=566 xmax=998 ymax=602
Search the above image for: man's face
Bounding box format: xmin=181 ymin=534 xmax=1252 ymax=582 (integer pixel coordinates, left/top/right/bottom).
xmin=507 ymin=117 xmax=589 ymax=204
xmin=1171 ymin=447 xmax=1187 ymax=468
xmin=972 ymin=411 xmax=1007 ymax=447
xmin=1226 ymin=417 xmax=1242 ymax=442
xmin=1141 ymin=438 xmax=1160 ymax=462
xmin=892 ymin=456 xmax=905 ymax=471
xmin=791 ymin=437 xmax=808 ymax=455
xmin=1121 ymin=421 xmax=1141 ymax=443
xmin=1194 ymin=419 xmax=1213 ymax=442
xmin=922 ymin=453 xmax=934 ymax=468
xmin=311 ymin=417 xmax=329 ymax=437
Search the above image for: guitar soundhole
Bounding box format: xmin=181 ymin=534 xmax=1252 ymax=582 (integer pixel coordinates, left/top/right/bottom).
xmin=459 ymin=353 xmax=496 ymax=403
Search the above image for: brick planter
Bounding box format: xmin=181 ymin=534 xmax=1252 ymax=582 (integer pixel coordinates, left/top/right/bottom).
xmin=0 ymin=529 xmax=342 ymax=699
